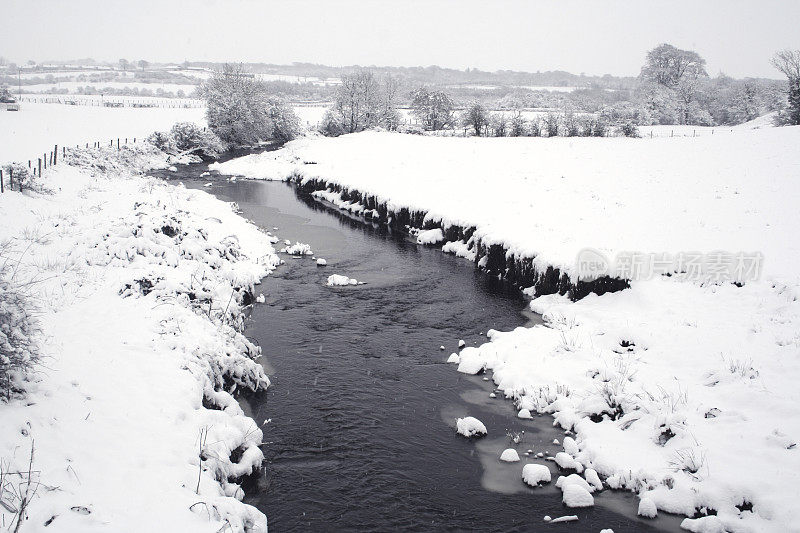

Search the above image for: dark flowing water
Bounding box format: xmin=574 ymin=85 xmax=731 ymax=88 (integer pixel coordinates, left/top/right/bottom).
xmin=165 ymin=158 xmax=683 ymax=533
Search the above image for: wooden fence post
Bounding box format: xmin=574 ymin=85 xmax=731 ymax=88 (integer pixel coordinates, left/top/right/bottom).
xmin=38 ymin=158 xmax=42 ymax=177
xmin=54 ymin=145 xmax=58 ymax=165
xmin=1 ymin=169 xmax=4 ymax=193
xmin=43 ymin=153 xmax=47 ymax=169
xmin=9 ymin=168 xmax=12 ymax=191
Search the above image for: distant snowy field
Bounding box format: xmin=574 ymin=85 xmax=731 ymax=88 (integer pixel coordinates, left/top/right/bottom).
xmin=213 ymin=125 xmax=800 ymax=532
xmin=0 ymin=102 xmax=206 ymax=164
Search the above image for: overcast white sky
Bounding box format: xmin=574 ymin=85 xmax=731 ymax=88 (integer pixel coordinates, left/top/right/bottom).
xmin=1 ymin=0 xmax=798 ymax=78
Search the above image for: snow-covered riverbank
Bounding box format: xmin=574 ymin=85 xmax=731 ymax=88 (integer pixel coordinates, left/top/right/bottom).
xmin=212 ymin=127 xmax=800 ymax=532
xmin=0 ymin=145 xmax=278 ymax=532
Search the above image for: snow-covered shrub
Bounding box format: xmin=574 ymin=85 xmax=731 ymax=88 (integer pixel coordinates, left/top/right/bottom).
xmin=562 ymin=112 xmax=580 ymax=137
xmin=618 ymin=122 xmax=641 ymax=138
xmin=319 ymin=109 xmax=346 ymax=137
xmin=147 ymin=122 xmax=225 ymax=160
xmin=62 ymin=143 xmax=167 ymax=176
xmin=544 ymin=112 xmax=560 ymax=137
xmin=200 ymin=64 xmax=273 ymax=148
xmin=0 ymin=244 xmax=42 ymax=400
xmin=1 ymin=162 xmax=48 ymax=194
xmin=266 ymin=98 xmax=301 ymax=143
xmin=509 ymin=111 xmax=527 ymax=137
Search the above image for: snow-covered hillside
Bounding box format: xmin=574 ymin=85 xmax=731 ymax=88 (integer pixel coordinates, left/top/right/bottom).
xmin=213 ymin=128 xmax=800 ymax=532
xmin=0 ymin=146 xmax=277 ymax=532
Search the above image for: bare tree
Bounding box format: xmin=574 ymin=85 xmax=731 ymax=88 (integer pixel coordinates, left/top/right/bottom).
xmin=462 ymin=102 xmax=488 ymax=136
xmin=137 ymin=59 xmax=149 ymax=71
xmin=640 ymin=44 xmax=707 ymax=89
xmin=410 ymin=87 xmax=456 ymax=131
xmin=639 ymin=43 xmax=708 ymax=124
xmin=332 ymin=70 xmax=382 ymax=134
xmin=771 ymin=49 xmax=800 ymax=125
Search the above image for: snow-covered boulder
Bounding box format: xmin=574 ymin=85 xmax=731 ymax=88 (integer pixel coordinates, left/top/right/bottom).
xmin=680 ymin=515 xmax=726 ymax=533
xmin=555 ymin=474 xmax=594 ymax=493
xmin=554 ymin=452 xmax=583 ymax=472
xmin=416 ymin=228 xmax=444 ymax=245
xmin=500 ymin=449 xmax=520 ymax=462
xmin=517 ymin=408 xmax=532 ymax=419
xmin=327 ymin=274 xmax=359 ymax=286
xmin=562 ymin=484 xmax=594 ymax=508
xmin=562 ymin=436 xmax=578 ymax=456
xmin=458 ymin=339 xmax=466 ymax=348
xmin=638 ymin=497 xmax=658 ymax=518
xmin=455 ymin=416 xmax=487 ymax=438
xmin=446 ymin=353 xmax=460 ymax=363
xmin=584 ymin=468 xmax=603 ymax=491
xmin=255 ymin=293 xmax=265 ymax=304
xmin=522 ymin=464 xmax=551 ymax=486
xmin=316 ymin=258 xmax=327 ymax=266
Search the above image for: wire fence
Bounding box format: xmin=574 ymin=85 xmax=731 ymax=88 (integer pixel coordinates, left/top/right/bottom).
xmin=18 ymin=96 xmax=204 ymax=109
xmin=1 ymin=136 xmax=144 ymax=194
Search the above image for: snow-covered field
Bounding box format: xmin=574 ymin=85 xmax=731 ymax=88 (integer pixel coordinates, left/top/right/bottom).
xmin=0 ymin=102 xmax=206 ymax=165
xmin=0 ymin=143 xmax=278 ymax=529
xmin=213 ymin=125 xmax=800 ymax=532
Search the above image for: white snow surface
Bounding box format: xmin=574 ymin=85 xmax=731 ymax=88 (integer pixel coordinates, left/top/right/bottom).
xmin=455 ymin=416 xmax=487 ymax=438
xmin=210 ymin=128 xmax=800 ymax=280
xmin=212 ymin=128 xmax=800 ymax=531
xmin=0 ymin=101 xmax=205 ymax=166
xmin=0 ymin=147 xmax=276 ymax=531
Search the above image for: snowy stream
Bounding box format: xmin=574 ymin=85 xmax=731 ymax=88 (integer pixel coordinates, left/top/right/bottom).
xmin=158 ymin=158 xmax=684 ymax=533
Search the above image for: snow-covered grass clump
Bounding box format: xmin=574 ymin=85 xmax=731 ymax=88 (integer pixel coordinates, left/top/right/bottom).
xmin=455 ymin=416 xmax=487 ymax=438
xmin=326 ymin=274 xmax=359 ymax=286
xmin=281 ymin=241 xmax=313 ymax=255
xmin=0 ymin=144 xmax=276 ymax=531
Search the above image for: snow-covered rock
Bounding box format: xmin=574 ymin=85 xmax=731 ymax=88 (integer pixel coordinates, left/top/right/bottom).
xmin=446 ymin=353 xmax=460 ymax=363
xmin=554 ymin=452 xmax=583 ymax=472
xmin=550 ymin=515 xmax=579 ymax=523
xmin=455 ymin=416 xmax=487 ymax=438
xmin=680 ymin=515 xmax=726 ymax=533
xmin=517 ymin=408 xmax=532 ymax=419
xmin=327 ymin=274 xmax=359 ymax=286
xmin=255 ymin=293 xmax=266 ymax=304
xmin=499 ymin=449 xmax=520 ymax=462
xmin=458 ymin=339 xmax=466 ymax=348
xmin=316 ymin=257 xmax=327 ymax=266
xmin=522 ymin=463 xmax=551 ymax=486
xmin=638 ymin=496 xmax=657 ymax=518
xmin=555 ymin=474 xmax=594 ymax=493
xmin=416 ymin=228 xmax=444 ymax=245
xmin=562 ymin=436 xmax=578 ymax=456
xmin=561 ymin=484 xmax=594 ymax=508
xmin=584 ymin=468 xmax=603 ymax=491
